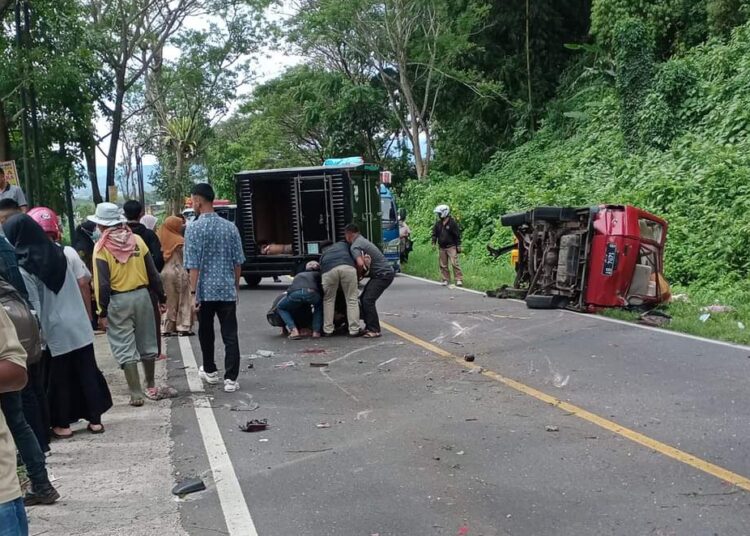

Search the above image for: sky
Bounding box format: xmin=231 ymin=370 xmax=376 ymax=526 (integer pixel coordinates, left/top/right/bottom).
xmin=92 ymin=1 xmax=303 ymax=175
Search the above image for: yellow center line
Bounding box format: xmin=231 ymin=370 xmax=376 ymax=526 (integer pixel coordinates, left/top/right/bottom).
xmin=381 ymin=321 xmax=750 ymax=492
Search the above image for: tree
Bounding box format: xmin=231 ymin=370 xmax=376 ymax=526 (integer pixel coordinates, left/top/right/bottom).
xmin=141 ymin=0 xmax=272 ymax=211
xmin=85 ymin=0 xmax=204 ymax=201
xmin=292 ymin=0 xmax=494 ymax=179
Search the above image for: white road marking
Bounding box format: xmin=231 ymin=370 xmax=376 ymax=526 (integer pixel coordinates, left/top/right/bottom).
xmin=398 ymin=274 xmax=750 ymax=352
xmin=178 ymin=337 xmax=259 ymax=536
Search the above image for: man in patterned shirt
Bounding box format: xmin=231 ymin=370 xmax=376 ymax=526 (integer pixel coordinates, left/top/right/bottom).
xmin=184 ymin=183 xmax=246 ymax=393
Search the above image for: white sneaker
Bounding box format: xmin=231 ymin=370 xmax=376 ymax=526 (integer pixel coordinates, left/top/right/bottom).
xmin=456 ymin=280 xmax=464 ymax=287
xmin=198 ymin=366 xmax=220 ymax=385
xmin=224 ymin=379 xmax=240 ymax=393
xmin=441 ymin=280 xmax=449 ymax=286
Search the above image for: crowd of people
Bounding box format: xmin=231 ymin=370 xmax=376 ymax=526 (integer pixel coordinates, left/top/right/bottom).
xmin=0 ymin=182 xmax=218 ymax=534
xmin=0 ymin=177 xmax=457 ymax=535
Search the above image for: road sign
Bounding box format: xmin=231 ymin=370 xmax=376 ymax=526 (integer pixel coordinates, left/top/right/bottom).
xmin=0 ymin=161 xmax=19 ymax=186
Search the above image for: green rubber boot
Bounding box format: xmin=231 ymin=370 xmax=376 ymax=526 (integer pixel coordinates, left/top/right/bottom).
xmin=142 ymin=359 xmax=156 ymax=390
xmin=123 ymin=363 xmax=144 ymax=407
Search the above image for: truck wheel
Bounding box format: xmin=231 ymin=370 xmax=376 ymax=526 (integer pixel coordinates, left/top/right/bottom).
xmin=525 ymin=294 xmax=569 ymax=309
xmin=243 ymin=275 xmax=262 ymax=288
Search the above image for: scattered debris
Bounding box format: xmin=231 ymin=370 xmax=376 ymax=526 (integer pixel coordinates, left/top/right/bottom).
xmin=258 ymin=438 xmax=269 ymax=442
xmin=247 ymin=362 xmax=254 ymax=369
xmin=274 ymin=361 xmax=296 ymax=369
xmin=377 ymin=357 xmax=397 ymax=367
xmin=356 ymin=410 xmax=372 ymax=420
xmin=699 ymin=313 xmax=711 ymax=323
xmin=463 ymin=354 xmax=475 ymax=362
xmin=239 ymin=419 xmax=268 ymax=433
xmin=285 ymin=448 xmax=333 ymax=454
xmin=433 ymin=456 xmax=441 ymax=461
xmin=738 ymin=322 xmax=746 ymax=330
xmin=257 ymin=350 xmax=275 ymax=357
xmin=171 ymin=477 xmax=206 ymax=496
xmin=552 ymin=373 xmax=570 ymax=388
xmin=456 ymin=450 xmax=465 ymax=456
xmin=638 ymin=310 xmax=672 ymax=327
xmin=302 ymin=348 xmax=327 ymax=354
xmin=383 ymin=312 xmax=401 ymax=317
xmin=465 ymin=418 xmax=478 ymax=422
xmin=467 ymin=367 xmax=484 ymax=374
xmin=545 ymin=425 xmax=560 ymax=432
xmin=316 ymin=422 xmax=331 ymax=429
xmin=671 ymin=293 xmax=690 ymax=303
xmin=309 ymin=362 xmax=329 ymax=368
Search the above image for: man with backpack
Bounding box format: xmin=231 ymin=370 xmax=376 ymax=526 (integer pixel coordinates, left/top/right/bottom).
xmin=0 ymin=232 xmax=58 ymax=506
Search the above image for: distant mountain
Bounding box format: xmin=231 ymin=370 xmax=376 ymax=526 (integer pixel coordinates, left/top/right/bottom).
xmin=75 ymin=164 xmax=159 ymax=199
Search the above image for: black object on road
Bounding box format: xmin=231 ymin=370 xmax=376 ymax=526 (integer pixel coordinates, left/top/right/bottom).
xmin=464 ymin=354 xmax=475 ymax=362
xmin=240 ymin=419 xmax=269 ymax=432
xmin=172 ymin=478 xmax=206 ymax=496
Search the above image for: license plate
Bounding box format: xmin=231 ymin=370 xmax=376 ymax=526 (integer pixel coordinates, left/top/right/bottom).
xmin=602 ymin=243 xmax=617 ymax=276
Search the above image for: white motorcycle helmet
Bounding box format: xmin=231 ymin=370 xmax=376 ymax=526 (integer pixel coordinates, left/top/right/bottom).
xmin=434 ymin=204 xmax=450 ymax=219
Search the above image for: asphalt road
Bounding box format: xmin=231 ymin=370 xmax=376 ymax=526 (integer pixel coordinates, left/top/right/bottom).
xmin=168 ymin=275 xmax=750 ymax=536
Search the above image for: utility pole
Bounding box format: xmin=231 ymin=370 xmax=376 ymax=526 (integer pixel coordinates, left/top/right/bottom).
xmin=14 ymin=0 xmax=31 ymax=204
xmin=23 ymin=0 xmax=42 ymax=204
xmin=136 ymin=146 xmax=145 ymax=208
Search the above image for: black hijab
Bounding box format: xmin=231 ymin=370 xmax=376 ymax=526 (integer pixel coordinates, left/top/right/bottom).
xmin=3 ymin=213 xmax=67 ymax=294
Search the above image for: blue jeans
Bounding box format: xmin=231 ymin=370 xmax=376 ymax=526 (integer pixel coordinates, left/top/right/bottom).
xmin=0 ymin=391 xmax=48 ymax=488
xmin=0 ymin=497 xmax=28 ymax=536
xmin=277 ymin=289 xmax=323 ymax=333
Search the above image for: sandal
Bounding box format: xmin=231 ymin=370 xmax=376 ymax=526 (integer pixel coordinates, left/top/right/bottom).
xmin=87 ymin=424 xmax=105 ymax=434
xmin=362 ymin=331 xmax=382 ymax=338
xmin=144 ymin=387 xmax=160 ymax=401
xmin=51 ymin=429 xmax=73 ymax=440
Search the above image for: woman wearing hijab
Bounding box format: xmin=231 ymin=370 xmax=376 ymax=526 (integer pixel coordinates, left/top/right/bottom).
xmin=140 ymin=214 xmax=157 ymax=232
xmin=158 ymin=216 xmax=194 ymax=336
xmin=3 ymin=214 xmax=112 ymax=438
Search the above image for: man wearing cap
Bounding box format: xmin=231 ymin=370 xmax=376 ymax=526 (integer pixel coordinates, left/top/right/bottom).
xmin=0 ymin=168 xmax=27 ymax=213
xmin=90 ymin=203 xmax=167 ymax=406
xmin=184 ymin=184 xmax=245 ymax=393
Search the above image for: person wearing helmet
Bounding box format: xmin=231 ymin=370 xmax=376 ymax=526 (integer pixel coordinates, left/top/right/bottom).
xmin=28 ymin=207 xmax=93 ymax=322
xmin=276 ymin=261 xmax=323 ymax=340
xmin=431 ymin=204 xmax=464 ymax=286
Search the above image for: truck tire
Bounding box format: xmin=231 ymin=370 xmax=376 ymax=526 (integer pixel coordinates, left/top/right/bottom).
xmin=243 ymin=275 xmax=262 ymax=288
xmin=525 ymin=294 xmax=569 ymax=309
xmin=500 ymin=211 xmax=529 ymax=227
xmin=530 ymin=207 xmax=578 ymax=222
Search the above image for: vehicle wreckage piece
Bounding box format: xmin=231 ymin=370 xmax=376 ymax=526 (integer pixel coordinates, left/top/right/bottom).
xmin=488 ymin=205 xmax=670 ymax=312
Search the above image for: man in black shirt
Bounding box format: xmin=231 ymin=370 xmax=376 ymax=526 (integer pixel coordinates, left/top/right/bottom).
xmin=277 ymin=261 xmax=323 ymax=339
xmin=431 ymin=204 xmax=463 ymax=287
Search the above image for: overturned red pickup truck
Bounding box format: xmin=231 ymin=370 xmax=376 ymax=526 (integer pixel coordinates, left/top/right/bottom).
xmin=488 ymin=205 xmax=670 ymax=312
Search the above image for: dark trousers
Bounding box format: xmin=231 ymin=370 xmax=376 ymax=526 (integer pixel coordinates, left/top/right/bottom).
xmin=22 ymin=360 xmax=49 ymax=453
xmin=0 ymin=391 xmax=49 ymax=488
xmin=198 ymin=301 xmax=240 ymax=381
xmin=361 ymin=273 xmax=395 ymax=333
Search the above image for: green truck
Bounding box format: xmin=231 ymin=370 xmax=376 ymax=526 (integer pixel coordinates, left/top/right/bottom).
xmin=234 ymin=163 xmax=383 ymax=286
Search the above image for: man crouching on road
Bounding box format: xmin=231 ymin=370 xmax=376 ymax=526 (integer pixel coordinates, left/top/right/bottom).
xmin=184 ymin=183 xmax=245 ymax=393
xmin=431 ymin=204 xmax=463 ymax=287
xmin=344 ymin=223 xmax=394 ymax=339
xmin=0 ymin=307 xmax=30 ymax=536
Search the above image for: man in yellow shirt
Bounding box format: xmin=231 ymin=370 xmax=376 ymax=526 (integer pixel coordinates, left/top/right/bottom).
xmin=90 ymin=203 xmax=166 ymax=407
xmin=0 ymin=307 xmax=29 ymax=535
